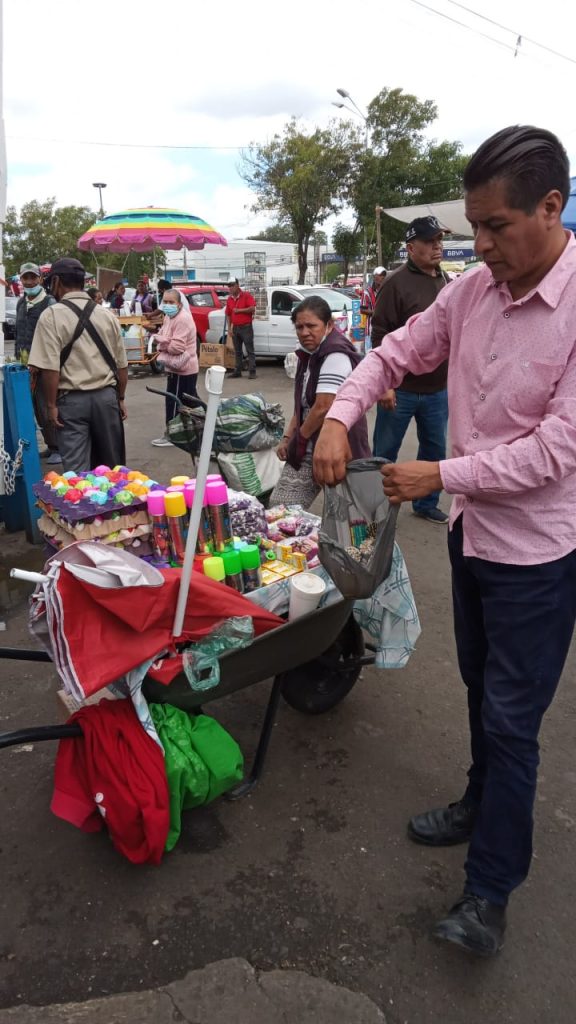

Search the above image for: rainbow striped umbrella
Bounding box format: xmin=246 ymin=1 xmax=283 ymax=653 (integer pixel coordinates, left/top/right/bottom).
xmin=77 ymin=206 xmax=227 ymax=254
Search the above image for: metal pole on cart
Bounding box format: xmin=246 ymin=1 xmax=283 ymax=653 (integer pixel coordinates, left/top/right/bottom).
xmin=172 ymin=364 xmax=226 ymax=638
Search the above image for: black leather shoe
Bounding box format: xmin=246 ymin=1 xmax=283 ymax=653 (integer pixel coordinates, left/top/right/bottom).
xmin=228 ymin=372 xmax=242 ymax=378
xmin=408 ymin=799 xmax=477 ymax=846
xmin=433 ymin=892 xmax=506 ymax=957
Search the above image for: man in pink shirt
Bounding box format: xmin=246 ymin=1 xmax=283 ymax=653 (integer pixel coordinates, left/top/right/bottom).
xmin=314 ymin=125 xmax=576 ymax=957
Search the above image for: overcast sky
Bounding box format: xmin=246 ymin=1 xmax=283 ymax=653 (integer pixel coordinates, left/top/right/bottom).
xmin=4 ymin=0 xmax=576 ymax=244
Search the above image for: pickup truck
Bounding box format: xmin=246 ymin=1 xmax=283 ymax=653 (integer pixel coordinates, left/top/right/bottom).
xmin=205 ymin=285 xmax=355 ymax=360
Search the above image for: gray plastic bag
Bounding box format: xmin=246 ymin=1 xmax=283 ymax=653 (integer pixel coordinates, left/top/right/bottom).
xmin=318 ymin=459 xmax=399 ymax=599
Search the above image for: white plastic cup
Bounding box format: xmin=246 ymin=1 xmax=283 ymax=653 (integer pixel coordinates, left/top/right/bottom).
xmin=288 ymin=572 xmax=327 ymax=620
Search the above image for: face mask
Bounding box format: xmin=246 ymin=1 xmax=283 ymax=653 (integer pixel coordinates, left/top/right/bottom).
xmin=160 ymin=303 xmax=179 ymax=318
xmin=24 ymin=284 xmax=42 ymax=298
xmin=297 ymin=328 xmax=329 ymax=353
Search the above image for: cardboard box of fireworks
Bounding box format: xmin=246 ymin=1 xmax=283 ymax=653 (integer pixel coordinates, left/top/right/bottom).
xmin=199 ymin=341 xmax=236 ymax=370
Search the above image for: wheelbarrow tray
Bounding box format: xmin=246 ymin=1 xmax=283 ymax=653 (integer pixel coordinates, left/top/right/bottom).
xmin=143 ymin=597 xmax=355 ymax=711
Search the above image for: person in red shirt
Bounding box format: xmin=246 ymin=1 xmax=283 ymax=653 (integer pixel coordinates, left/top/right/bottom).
xmin=225 ymin=277 xmax=257 ymax=379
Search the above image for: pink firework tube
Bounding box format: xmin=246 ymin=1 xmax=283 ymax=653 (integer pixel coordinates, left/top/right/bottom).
xmin=184 ymin=482 xmax=211 ymax=553
xmin=206 ymin=481 xmax=232 ymax=552
xmin=146 ymin=491 xmax=171 ymax=563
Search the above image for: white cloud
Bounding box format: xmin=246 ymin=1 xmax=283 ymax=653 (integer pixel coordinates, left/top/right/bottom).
xmin=4 ymin=0 xmax=576 ymax=247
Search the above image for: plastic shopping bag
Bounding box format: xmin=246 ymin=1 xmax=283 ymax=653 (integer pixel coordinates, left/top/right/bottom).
xmin=318 ymin=459 xmax=398 ymax=599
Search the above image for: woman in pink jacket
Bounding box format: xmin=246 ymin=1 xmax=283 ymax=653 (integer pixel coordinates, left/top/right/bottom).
xmin=151 ymin=289 xmax=199 ymax=447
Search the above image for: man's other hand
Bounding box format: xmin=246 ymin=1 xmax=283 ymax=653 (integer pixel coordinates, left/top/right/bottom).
xmin=378 ymin=389 xmax=396 ymax=411
xmin=313 ymin=420 xmax=351 ymax=486
xmin=382 ymin=460 xmax=442 ymax=504
xmin=47 ymin=403 xmax=64 ymax=429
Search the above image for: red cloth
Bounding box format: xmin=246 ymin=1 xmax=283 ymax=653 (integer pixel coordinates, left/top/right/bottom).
xmin=51 ymin=699 xmax=170 ymax=865
xmin=225 ymin=290 xmax=256 ymax=325
xmin=53 ymin=566 xmax=283 ymax=697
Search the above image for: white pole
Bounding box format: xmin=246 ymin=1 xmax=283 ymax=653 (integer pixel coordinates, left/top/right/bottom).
xmin=172 ymin=364 xmax=226 ymax=637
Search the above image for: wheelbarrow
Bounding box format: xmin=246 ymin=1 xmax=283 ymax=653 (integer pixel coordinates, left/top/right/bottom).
xmin=0 ymin=596 xmax=376 ymax=798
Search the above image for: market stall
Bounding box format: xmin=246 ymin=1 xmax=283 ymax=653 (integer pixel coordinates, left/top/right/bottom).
xmin=0 ymin=366 xmax=420 ymax=865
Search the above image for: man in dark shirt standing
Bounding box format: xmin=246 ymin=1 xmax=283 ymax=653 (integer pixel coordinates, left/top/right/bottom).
xmin=225 ymin=278 xmax=257 ymax=379
xmin=371 ymin=216 xmax=449 ymax=524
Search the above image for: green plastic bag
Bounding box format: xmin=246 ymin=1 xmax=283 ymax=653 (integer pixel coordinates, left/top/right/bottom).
xmin=149 ymin=704 xmax=244 ymax=851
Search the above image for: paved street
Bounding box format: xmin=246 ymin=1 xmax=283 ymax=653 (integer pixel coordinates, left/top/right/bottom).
xmin=1 ymin=362 xmax=576 ymax=1022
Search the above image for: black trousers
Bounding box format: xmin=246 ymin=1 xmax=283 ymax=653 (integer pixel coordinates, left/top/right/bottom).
xmin=56 ymin=387 xmax=126 ymax=473
xmin=232 ymin=324 xmax=256 ymax=375
xmin=165 ymin=372 xmax=198 ymax=423
xmin=448 ymin=515 xmax=576 ymax=904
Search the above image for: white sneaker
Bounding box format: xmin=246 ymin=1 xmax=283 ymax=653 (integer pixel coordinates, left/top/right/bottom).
xmin=150 ymin=437 xmax=174 ymax=447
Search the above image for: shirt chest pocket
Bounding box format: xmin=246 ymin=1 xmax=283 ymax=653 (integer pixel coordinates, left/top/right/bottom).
xmin=505 ymin=359 xmax=565 ymax=416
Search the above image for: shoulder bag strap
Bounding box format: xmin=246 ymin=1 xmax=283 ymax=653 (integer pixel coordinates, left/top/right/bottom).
xmin=59 ymin=299 xmax=118 ymax=381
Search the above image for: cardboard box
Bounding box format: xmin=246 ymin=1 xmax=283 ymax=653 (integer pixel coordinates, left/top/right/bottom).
xmin=199 ymin=343 xmax=236 ymax=370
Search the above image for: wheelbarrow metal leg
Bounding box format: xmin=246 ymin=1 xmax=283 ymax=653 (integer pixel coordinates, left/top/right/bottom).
xmin=227 ymin=673 xmax=285 ymax=800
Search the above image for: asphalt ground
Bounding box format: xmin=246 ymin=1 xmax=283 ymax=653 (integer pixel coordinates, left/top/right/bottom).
xmin=1 ymin=361 xmax=575 ymax=1022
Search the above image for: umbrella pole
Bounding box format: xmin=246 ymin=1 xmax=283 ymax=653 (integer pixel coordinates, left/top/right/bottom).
xmin=172 ymin=365 xmax=226 ymax=638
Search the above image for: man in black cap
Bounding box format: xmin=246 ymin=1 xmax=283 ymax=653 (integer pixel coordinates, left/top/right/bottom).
xmin=14 ymin=261 xmax=61 ymax=463
xmin=370 ymin=215 xmax=450 ymax=524
xmin=28 ymin=257 xmax=129 ymax=472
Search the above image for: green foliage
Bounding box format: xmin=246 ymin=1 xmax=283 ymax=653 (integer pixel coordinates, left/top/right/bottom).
xmin=332 ymin=223 xmax=361 ymax=283
xmin=4 ymin=198 xmax=166 ymax=283
xmin=343 ymin=87 xmax=470 ymax=264
xmin=246 ymin=223 xmax=296 ymax=243
xmin=4 ymin=198 xmax=95 ymax=276
xmin=241 ymin=119 xmax=356 ymax=283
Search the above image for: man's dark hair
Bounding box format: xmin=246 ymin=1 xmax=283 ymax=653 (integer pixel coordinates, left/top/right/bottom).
xmin=463 ymin=125 xmax=570 ymax=214
xmin=86 ymin=286 xmax=99 ymax=300
xmin=291 ymin=295 xmax=332 ymax=325
xmin=58 ymin=272 xmax=85 ymax=289
xmin=157 ymin=278 xmax=170 ymax=292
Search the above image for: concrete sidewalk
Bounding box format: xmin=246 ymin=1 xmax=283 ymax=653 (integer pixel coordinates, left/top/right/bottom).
xmin=3 ymin=958 xmax=386 ymax=1023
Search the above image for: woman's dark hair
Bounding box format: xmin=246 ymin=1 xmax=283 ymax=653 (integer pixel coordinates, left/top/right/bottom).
xmin=463 ymin=125 xmax=570 ymax=213
xmin=114 ymin=281 xmax=124 ymax=290
xmin=291 ymin=295 xmax=332 ymax=325
xmin=86 ymin=287 xmax=99 ymax=300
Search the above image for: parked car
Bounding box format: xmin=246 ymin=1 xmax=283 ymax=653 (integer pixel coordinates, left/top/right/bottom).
xmin=206 ymin=285 xmax=358 ymax=361
xmin=2 ymin=295 xmax=18 ymax=340
xmin=177 ymin=284 xmax=229 ymax=344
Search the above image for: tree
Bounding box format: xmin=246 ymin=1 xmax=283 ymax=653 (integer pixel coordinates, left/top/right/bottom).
xmin=246 ymin=223 xmax=295 ymax=243
xmin=4 ymin=199 xmax=95 ymax=276
xmin=332 ymin=224 xmax=361 ymax=284
xmin=241 ymin=119 xmax=355 ymax=283
xmin=4 ymin=198 xmax=165 ymax=283
xmin=344 ymin=87 xmax=470 ymax=265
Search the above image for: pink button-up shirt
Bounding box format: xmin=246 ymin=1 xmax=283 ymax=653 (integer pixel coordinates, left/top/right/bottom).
xmin=327 ymin=232 xmax=576 ymax=565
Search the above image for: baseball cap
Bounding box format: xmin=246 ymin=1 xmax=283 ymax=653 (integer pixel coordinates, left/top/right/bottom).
xmin=405 ymin=216 xmax=445 ymax=242
xmin=227 ymin=277 xmax=239 ymax=285
xmin=373 ymin=266 xmax=387 ymax=275
xmin=19 ymin=262 xmax=41 ymax=277
xmin=44 ymin=257 xmax=86 ymax=283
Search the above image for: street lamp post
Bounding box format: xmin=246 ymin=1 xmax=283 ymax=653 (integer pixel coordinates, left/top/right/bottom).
xmin=92 ymin=182 xmax=107 ymax=220
xmin=332 ymin=89 xmax=369 ymax=294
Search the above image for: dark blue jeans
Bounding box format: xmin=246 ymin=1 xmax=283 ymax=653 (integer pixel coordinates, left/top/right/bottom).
xmin=449 ymin=516 xmax=576 ymax=905
xmin=372 ymin=388 xmax=448 ymax=513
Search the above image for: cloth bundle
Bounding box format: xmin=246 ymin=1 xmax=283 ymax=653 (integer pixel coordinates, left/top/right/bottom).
xmin=29 ymin=542 xmax=283 ymax=701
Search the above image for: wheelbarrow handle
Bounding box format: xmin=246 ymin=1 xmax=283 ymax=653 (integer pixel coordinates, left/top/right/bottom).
xmin=145 ymin=385 xmax=206 ymax=411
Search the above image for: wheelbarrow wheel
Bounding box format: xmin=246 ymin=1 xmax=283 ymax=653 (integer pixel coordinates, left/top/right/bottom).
xmin=281 ymin=614 xmax=364 ymax=715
